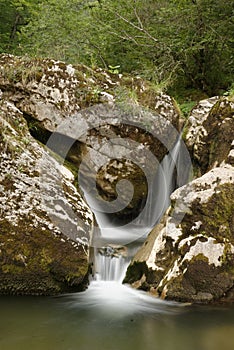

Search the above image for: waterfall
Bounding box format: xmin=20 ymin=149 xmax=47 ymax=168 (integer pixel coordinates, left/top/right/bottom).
xmin=72 ymin=139 xmax=183 ymax=316
xmin=88 ymin=138 xmax=182 ymax=283
xmin=151 ymin=137 xmax=181 ymax=218
xmin=94 ymin=253 xmax=129 ymax=282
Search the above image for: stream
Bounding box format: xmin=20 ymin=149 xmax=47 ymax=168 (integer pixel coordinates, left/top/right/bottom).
xmin=1 ymin=140 xmax=234 ymax=350
xmin=1 ymin=295 xmax=234 ymax=350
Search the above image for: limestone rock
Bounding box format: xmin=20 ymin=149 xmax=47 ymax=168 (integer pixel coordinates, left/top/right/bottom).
xmin=0 ymin=54 xmax=181 ymax=132
xmin=0 ymin=97 xmax=94 ymax=295
xmin=124 ymin=164 xmax=234 ymax=304
xmin=186 ymin=96 xmax=234 ymax=175
xmin=0 ymin=54 xmax=182 ymax=219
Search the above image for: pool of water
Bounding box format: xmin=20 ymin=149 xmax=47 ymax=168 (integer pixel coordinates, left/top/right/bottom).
xmin=1 ymin=283 xmax=234 ymax=350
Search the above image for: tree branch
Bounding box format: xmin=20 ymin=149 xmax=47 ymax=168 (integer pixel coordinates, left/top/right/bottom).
xmin=108 ymin=9 xmax=159 ymax=44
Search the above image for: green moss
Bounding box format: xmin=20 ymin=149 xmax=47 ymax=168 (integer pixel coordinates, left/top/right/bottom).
xmin=219 ymin=242 xmax=234 ymax=268
xmin=0 ymin=218 xmax=89 ymax=295
xmin=182 ymin=120 xmax=190 ymax=141
xmin=2 ymin=264 xmax=24 ymax=274
xmin=209 ymin=98 xmax=234 ymax=121
xmin=180 ymin=182 xmax=234 ymax=246
xmin=40 ymin=248 xmax=53 ymax=269
xmin=202 ymin=183 xmax=234 ymax=242
xmin=189 ymin=253 xmax=209 ymax=264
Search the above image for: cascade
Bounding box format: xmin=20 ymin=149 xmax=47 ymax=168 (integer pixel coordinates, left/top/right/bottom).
xmin=74 ymin=138 xmax=183 ymax=316
xmin=87 ymin=138 xmax=182 ymax=283
xmin=143 ymin=137 xmax=181 ymax=228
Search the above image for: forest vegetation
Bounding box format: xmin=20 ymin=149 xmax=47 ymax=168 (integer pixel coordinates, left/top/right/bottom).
xmin=0 ymin=0 xmax=234 ymax=109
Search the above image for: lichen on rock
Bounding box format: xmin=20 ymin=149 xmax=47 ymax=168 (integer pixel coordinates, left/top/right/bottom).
xmin=124 ymin=164 xmax=234 ymax=304
xmin=185 ymin=96 xmax=234 ymax=176
xmin=125 ymin=93 xmax=234 ymax=304
xmin=0 ymin=54 xmax=182 ymax=220
xmin=0 ymin=97 xmax=94 ymax=295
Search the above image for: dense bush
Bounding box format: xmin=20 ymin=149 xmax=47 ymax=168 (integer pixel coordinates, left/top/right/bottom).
xmin=1 ymin=0 xmax=233 ymax=97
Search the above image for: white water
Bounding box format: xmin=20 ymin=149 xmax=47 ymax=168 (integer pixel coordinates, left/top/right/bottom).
xmin=95 ymin=254 xmax=129 ymax=282
xmin=89 ymin=138 xmax=182 ymax=248
xmin=80 ymin=139 xmax=183 ymax=315
xmin=145 ymin=137 xmax=181 ymax=227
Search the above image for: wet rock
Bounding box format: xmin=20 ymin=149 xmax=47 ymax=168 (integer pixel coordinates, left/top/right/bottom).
xmin=124 ymin=164 xmax=234 ymax=304
xmin=0 ymin=97 xmax=94 ymax=295
xmin=99 ymin=244 xmax=127 ymax=258
xmin=125 ymin=95 xmax=234 ymax=304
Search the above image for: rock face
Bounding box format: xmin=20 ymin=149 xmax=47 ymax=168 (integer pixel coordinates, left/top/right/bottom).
xmin=0 ymin=54 xmax=182 ymax=220
xmin=0 ymin=54 xmax=182 ymax=131
xmin=124 ymin=164 xmax=234 ymax=303
xmin=0 ymin=97 xmax=94 ymax=295
xmin=0 ymin=54 xmax=184 ymax=294
xmin=186 ymin=96 xmax=234 ymax=175
xmin=124 ymin=95 xmax=234 ymax=304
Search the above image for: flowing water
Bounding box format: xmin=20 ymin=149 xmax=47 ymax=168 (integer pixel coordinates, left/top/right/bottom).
xmin=81 ymin=139 xmax=183 ymax=320
xmin=1 ymin=141 xmax=234 ymax=349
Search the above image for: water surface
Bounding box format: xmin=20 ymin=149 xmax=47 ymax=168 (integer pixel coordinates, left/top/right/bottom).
xmin=1 ymin=289 xmax=234 ymax=350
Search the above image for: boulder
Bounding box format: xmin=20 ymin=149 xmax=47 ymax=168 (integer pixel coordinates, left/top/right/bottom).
xmin=0 ymin=54 xmax=182 ymax=219
xmin=0 ymin=54 xmax=181 ymax=132
xmin=0 ymin=97 xmax=94 ymax=295
xmin=125 ymin=95 xmax=234 ymax=304
xmin=185 ymin=96 xmax=234 ymax=175
xmin=124 ymin=164 xmax=234 ymax=304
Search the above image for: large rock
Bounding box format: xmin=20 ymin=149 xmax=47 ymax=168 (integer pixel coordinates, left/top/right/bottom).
xmin=0 ymin=97 xmax=94 ymax=295
xmin=185 ymin=96 xmax=234 ymax=175
xmin=124 ymin=164 xmax=234 ymax=304
xmin=125 ymin=95 xmax=234 ymax=304
xmin=0 ymin=54 xmax=181 ymax=132
xmin=0 ymin=54 xmax=182 ymax=219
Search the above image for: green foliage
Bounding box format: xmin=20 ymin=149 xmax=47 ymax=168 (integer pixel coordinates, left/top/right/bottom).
xmin=17 ymin=0 xmax=103 ymax=64
xmin=179 ymin=101 xmax=197 ymax=118
xmin=114 ymin=86 xmax=138 ymax=106
xmin=224 ymin=83 xmax=234 ymax=99
xmin=0 ymin=0 xmax=38 ymax=53
xmin=108 ymin=65 xmax=120 ymax=74
xmin=0 ymin=0 xmax=233 ymax=97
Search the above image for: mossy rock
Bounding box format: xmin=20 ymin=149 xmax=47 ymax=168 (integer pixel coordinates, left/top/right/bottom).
xmin=124 ymin=165 xmax=234 ymax=304
xmin=0 ymin=220 xmax=89 ymax=295
xmin=185 ymin=97 xmax=234 ymax=175
xmin=0 ymin=98 xmax=94 ymax=295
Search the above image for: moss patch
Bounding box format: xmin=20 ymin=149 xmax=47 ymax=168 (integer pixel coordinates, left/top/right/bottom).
xmin=0 ymin=218 xmax=89 ymax=295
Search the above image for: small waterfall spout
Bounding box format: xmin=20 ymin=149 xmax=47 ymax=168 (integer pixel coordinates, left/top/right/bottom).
xmin=89 ymin=138 xmax=182 ymax=284
xmin=75 ymin=139 xmax=185 ymax=316
xmin=94 ymin=245 xmax=129 ymax=282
